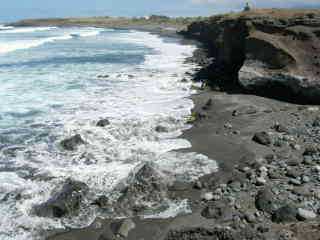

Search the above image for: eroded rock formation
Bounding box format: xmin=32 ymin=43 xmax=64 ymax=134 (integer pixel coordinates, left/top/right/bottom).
xmin=181 ymin=9 xmax=320 ymax=103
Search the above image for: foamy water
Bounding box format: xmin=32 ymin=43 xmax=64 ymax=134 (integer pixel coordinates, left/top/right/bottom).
xmin=0 ymin=26 xmax=218 ymax=240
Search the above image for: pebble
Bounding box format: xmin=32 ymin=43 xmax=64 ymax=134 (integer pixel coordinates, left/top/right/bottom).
xmin=290 ymin=143 xmax=301 ymax=150
xmin=201 ymin=192 xmax=214 ymax=201
xmin=313 ymin=165 xmax=320 ymax=173
xmin=194 ymin=180 xmax=203 ymax=189
xmin=303 ymin=156 xmax=313 ymax=165
xmin=289 ymin=178 xmax=302 ymax=186
xmin=301 ymin=175 xmax=311 ymax=183
xmin=297 ymin=208 xmax=317 ymax=220
xmin=252 ymin=132 xmax=272 ymax=146
xmin=307 ymin=107 xmax=319 ymax=112
xmin=116 ymin=219 xmax=136 ymax=238
xmin=256 ymin=177 xmax=267 ymax=186
xmin=245 ymin=213 xmax=256 ymax=223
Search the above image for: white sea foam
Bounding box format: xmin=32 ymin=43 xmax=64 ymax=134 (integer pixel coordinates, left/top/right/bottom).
xmin=0 ymin=26 xmax=57 ymax=34
xmin=0 ymin=28 xmax=104 ymax=54
xmin=0 ymin=29 xmax=218 ymax=239
xmin=0 ymin=34 xmax=72 ymax=54
xmin=0 ymin=25 xmax=14 ymax=30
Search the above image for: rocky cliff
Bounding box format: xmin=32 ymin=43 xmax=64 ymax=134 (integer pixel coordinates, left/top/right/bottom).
xmin=182 ymin=9 xmax=320 ymax=103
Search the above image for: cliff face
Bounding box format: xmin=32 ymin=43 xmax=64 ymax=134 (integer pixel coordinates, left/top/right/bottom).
xmin=182 ymin=9 xmax=320 ymax=103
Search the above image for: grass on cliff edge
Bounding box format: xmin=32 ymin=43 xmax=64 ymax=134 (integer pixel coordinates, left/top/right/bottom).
xmin=212 ymin=8 xmax=320 ymax=21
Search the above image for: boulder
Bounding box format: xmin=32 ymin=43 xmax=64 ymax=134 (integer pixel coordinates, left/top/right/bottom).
xmin=34 ymin=179 xmax=89 ymax=218
xmin=271 ymin=205 xmax=298 ymax=223
xmin=255 ymin=188 xmax=279 ymax=214
xmin=92 ymin=195 xmax=110 ymax=209
xmin=201 ymin=204 xmax=223 ymax=219
xmin=114 ymin=219 xmax=135 ymax=238
xmin=252 ymin=132 xmax=272 ymax=146
xmin=97 ymin=74 xmax=110 ymax=78
xmin=60 ymin=134 xmax=85 ymax=151
xmin=115 ymin=162 xmax=169 ymax=215
xmin=155 ymin=125 xmax=168 ymax=133
xmin=96 ymin=119 xmax=110 ymax=127
xmin=297 ymin=208 xmax=317 ymax=220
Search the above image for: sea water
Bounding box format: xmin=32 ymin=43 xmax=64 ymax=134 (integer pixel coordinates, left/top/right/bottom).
xmin=0 ymin=26 xmax=217 ymax=239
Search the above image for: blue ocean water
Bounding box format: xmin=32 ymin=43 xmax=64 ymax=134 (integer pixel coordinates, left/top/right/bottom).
xmin=0 ymin=26 xmax=217 ymax=239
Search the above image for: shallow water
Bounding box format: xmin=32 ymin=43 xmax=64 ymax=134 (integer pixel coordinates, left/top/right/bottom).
xmin=0 ymin=26 xmax=217 ymax=239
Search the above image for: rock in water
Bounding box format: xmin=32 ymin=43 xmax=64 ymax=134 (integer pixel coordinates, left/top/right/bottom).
xmin=155 ymin=125 xmax=168 ymax=133
xmin=60 ymin=134 xmax=85 ymax=151
xmin=34 ymin=178 xmax=89 ymax=218
xmin=252 ymin=132 xmax=272 ymax=146
xmin=96 ymin=119 xmax=110 ymax=127
xmin=115 ymin=162 xmax=169 ymax=215
xmin=92 ymin=195 xmax=110 ymax=209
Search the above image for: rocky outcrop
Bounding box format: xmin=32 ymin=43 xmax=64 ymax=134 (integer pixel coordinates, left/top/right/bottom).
xmin=60 ymin=134 xmax=85 ymax=151
xmin=34 ymin=179 xmax=89 ymax=218
xmin=181 ymin=9 xmax=320 ymax=103
xmin=114 ymin=162 xmax=171 ymax=215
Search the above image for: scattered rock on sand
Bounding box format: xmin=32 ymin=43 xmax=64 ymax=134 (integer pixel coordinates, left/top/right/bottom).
xmin=252 ymin=132 xmax=272 ymax=146
xmin=60 ymin=134 xmax=85 ymax=151
xmin=34 ymin=178 xmax=89 ymax=218
xmin=166 ymin=227 xmax=235 ymax=240
xmin=96 ymin=118 xmax=110 ymax=127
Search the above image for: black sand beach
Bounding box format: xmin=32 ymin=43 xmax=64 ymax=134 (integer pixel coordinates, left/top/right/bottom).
xmin=11 ymin=9 xmax=320 ymax=240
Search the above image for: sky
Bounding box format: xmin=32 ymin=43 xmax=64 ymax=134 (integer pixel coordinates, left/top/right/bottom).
xmin=1 ymin=0 xmax=320 ymax=23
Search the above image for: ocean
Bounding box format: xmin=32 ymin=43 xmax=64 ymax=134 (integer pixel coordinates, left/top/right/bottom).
xmin=0 ymin=25 xmax=217 ymax=239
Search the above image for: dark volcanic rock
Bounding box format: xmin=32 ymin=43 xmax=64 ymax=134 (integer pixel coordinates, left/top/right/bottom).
xmin=252 ymin=132 xmax=272 ymax=146
xmin=271 ymin=205 xmax=298 ymax=223
xmin=96 ymin=119 xmax=110 ymax=127
xmin=303 ymin=145 xmax=319 ymax=156
xmin=273 ymin=123 xmax=289 ymax=133
xmin=181 ymin=9 xmax=320 ymax=103
xmin=92 ymin=195 xmax=110 ymax=209
xmin=115 ymin=162 xmax=169 ymax=215
xmin=255 ymin=188 xmax=279 ymax=214
xmin=60 ymin=134 xmax=85 ymax=151
xmin=155 ymin=125 xmax=168 ymax=133
xmin=34 ymin=178 xmax=89 ymax=218
xmin=201 ymin=204 xmax=223 ymax=219
xmin=113 ymin=219 xmax=136 ymax=238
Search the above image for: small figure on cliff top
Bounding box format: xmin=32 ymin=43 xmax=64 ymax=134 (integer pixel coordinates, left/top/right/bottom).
xmin=243 ymin=2 xmax=251 ymax=12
